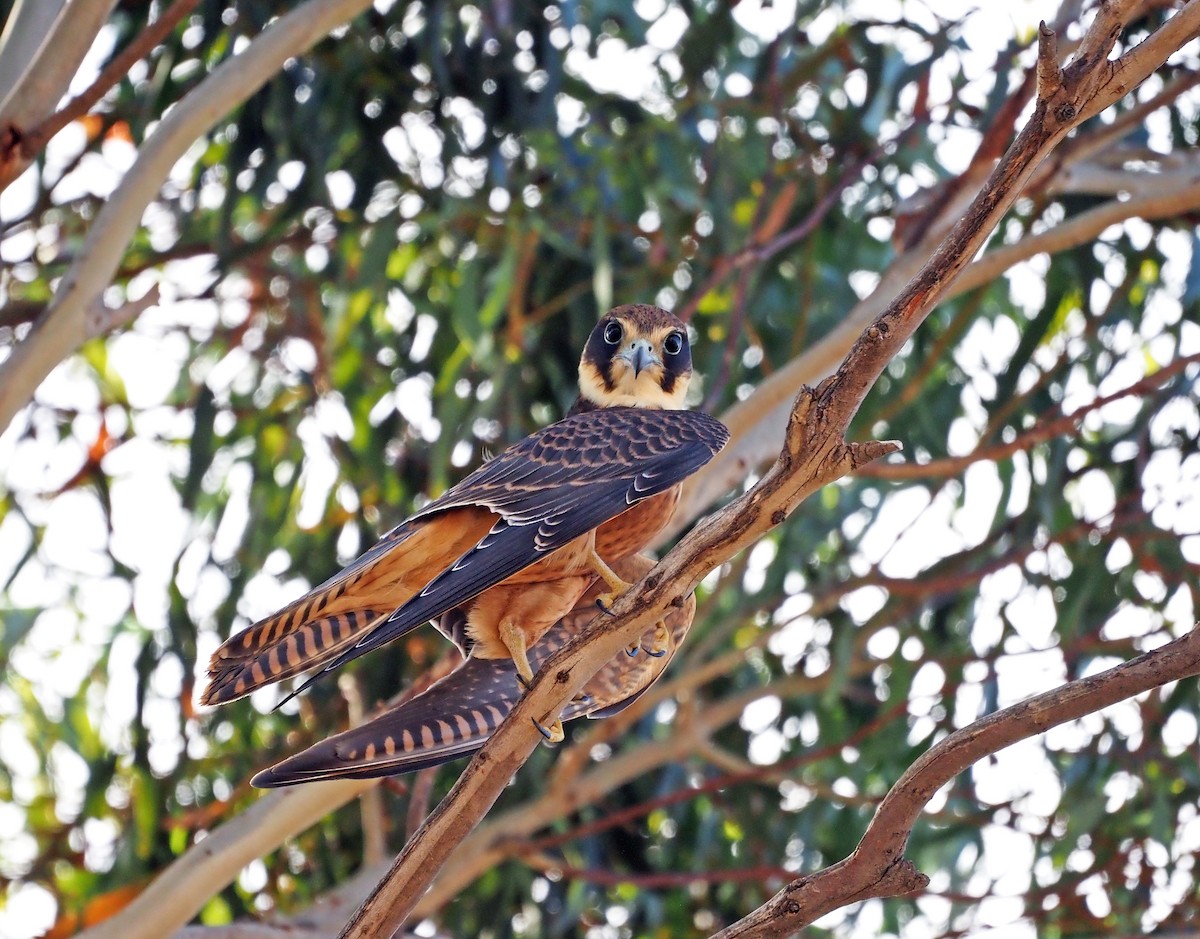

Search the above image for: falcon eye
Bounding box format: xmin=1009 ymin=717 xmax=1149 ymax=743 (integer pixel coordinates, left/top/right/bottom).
xmin=603 ymin=321 xmax=623 ymax=345
xmin=663 ymin=331 xmax=685 ymax=356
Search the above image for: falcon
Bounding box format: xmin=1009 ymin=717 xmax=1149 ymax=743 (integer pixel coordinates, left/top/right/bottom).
xmin=201 ymin=303 xmax=728 ymax=742
xmin=251 ymin=554 xmax=694 ymax=785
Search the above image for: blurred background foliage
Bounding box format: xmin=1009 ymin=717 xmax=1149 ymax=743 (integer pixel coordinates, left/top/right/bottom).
xmin=1 ymin=0 xmax=1199 ymax=936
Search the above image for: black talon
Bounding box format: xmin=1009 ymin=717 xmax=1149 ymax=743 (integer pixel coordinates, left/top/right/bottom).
xmin=596 ymin=598 xmax=617 ymax=618
xmin=642 ymin=645 xmax=667 ymax=658
xmin=625 ymin=645 xmax=639 ymax=657
xmin=516 ymin=672 xmax=532 ymax=691
xmin=532 ymin=716 xmax=556 ymax=741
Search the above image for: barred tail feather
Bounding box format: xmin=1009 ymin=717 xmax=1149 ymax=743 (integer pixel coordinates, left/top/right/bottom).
xmin=201 ymin=508 xmax=497 ymax=705
xmin=253 ymin=557 xmax=698 ymax=786
xmin=252 ymin=652 xmax=518 ymax=785
xmin=202 ymin=607 xmax=390 ymax=705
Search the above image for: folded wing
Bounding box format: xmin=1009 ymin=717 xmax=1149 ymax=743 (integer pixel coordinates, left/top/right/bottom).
xmin=204 ymin=407 xmax=727 ymax=706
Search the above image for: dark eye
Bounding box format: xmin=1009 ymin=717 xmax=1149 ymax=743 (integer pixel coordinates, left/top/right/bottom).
xmin=663 ymin=331 xmax=684 ymax=356
xmin=603 ymin=321 xmax=623 ymax=345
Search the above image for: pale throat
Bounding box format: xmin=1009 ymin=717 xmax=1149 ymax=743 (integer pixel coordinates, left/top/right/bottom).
xmin=578 ymin=361 xmax=689 ymax=409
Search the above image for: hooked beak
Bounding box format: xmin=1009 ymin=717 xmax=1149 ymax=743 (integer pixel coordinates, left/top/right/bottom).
xmin=626 ymin=340 xmax=656 ymax=377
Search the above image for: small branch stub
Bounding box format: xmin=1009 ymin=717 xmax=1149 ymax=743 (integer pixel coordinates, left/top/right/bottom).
xmin=884 ymin=858 xmax=929 ymax=895
xmin=1036 ymin=21 xmax=1064 ymax=99
xmin=847 ymin=439 xmax=902 ymax=469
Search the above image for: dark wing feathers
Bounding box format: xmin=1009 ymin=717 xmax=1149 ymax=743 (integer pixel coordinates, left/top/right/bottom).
xmin=414 ymin=408 xmax=728 ymax=522
xmin=293 ymin=409 xmax=726 ymax=689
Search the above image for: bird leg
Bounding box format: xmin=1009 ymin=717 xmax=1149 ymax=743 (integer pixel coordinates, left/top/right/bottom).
xmin=586 ymin=549 xmax=643 ymax=655
xmin=499 ymin=620 xmax=564 ymax=745
xmin=588 ymin=550 xmax=635 ymax=612
xmin=587 ymin=549 xmax=673 ymax=659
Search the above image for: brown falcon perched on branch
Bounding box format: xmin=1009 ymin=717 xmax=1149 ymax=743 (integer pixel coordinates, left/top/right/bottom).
xmin=201 ymin=304 xmax=727 ymax=743
xmin=252 ymin=554 xmax=694 ymax=785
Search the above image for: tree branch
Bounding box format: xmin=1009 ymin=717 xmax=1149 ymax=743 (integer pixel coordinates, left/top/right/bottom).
xmin=712 ymin=624 xmax=1200 ymax=938
xmin=7 ymin=0 xmax=203 ymax=184
xmin=859 ymin=351 xmax=1200 ymax=480
xmin=0 ymin=0 xmax=119 ymax=142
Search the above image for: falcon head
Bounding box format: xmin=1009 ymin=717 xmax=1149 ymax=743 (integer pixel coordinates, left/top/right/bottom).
xmin=578 ymin=304 xmax=692 ymax=409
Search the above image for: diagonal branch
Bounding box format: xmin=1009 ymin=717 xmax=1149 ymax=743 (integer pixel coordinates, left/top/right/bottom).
xmin=860 ymin=351 xmax=1200 ymax=480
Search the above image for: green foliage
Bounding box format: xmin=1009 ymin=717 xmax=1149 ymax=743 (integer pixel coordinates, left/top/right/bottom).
xmin=1 ymin=1 xmax=1199 ymax=937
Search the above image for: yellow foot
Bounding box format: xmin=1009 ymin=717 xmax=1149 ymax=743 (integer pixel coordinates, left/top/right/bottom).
xmin=589 ymin=550 xmax=635 ymax=618
xmin=501 ymin=620 xmax=541 ymax=694
xmin=591 ymin=551 xmax=634 ymax=594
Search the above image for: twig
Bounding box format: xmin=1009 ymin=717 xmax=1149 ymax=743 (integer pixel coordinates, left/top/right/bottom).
xmin=860 ymin=351 xmax=1200 ymax=480
xmin=84 ymin=284 xmax=161 ymax=338
xmin=676 ymin=148 xmax=877 ymax=324
xmin=340 ymin=674 xmax=388 ymax=867
xmin=405 ymin=767 xmax=438 ymax=841
xmin=519 ymin=850 xmax=795 ymax=889
xmin=527 ymin=697 xmax=907 ymax=856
